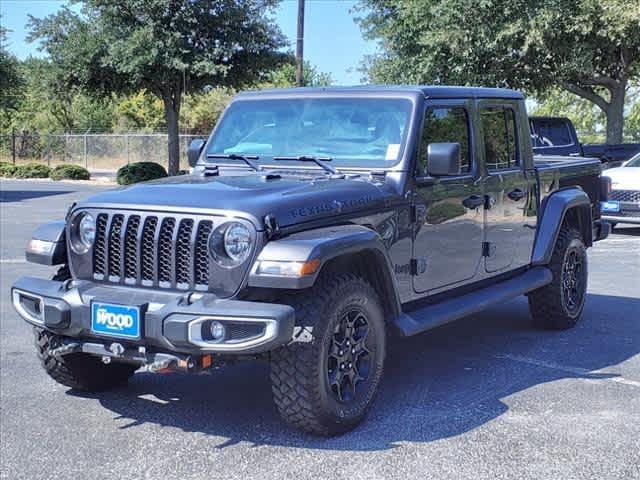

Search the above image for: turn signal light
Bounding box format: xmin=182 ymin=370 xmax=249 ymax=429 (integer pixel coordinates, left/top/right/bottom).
xmin=255 ymin=259 xmax=321 ymax=277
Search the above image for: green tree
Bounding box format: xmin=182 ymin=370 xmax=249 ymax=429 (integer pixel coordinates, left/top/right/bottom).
xmin=0 ymin=23 xmax=24 ymax=129
xmin=626 ymin=87 xmax=640 ymax=141
xmin=10 ymin=57 xmax=116 ymax=133
xmin=113 ymin=91 xmax=165 ymax=132
xmin=262 ymin=61 xmax=333 ymax=88
xmin=356 ymin=0 xmax=640 ymax=144
xmin=29 ymin=0 xmax=288 ymax=174
xmin=181 ymin=88 xmax=234 ymax=134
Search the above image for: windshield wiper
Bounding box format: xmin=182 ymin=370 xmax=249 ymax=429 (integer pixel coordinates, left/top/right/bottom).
xmin=272 ymin=155 xmax=339 ymax=175
xmin=206 ymin=153 xmax=262 ymax=172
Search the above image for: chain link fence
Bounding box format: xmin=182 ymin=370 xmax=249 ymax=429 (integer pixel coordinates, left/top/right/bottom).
xmin=0 ymin=131 xmax=207 ymax=172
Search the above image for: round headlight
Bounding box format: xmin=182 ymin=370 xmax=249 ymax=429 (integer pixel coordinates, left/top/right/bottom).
xmin=70 ymin=212 xmax=95 ymax=254
xmin=79 ymin=213 xmax=96 ymax=247
xmin=223 ymin=222 xmax=252 ymax=263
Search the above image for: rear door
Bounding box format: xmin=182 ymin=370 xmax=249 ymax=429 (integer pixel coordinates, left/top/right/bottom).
xmin=412 ymin=100 xmax=484 ymax=294
xmin=480 ymin=102 xmax=536 ymax=273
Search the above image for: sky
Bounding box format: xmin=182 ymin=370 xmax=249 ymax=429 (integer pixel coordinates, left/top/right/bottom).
xmin=0 ymin=0 xmax=377 ymax=85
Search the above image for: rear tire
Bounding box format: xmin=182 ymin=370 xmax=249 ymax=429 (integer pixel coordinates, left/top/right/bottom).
xmin=34 ymin=328 xmax=136 ymax=392
xmin=270 ymin=273 xmax=386 ymax=436
xmin=528 ymin=227 xmax=588 ymax=330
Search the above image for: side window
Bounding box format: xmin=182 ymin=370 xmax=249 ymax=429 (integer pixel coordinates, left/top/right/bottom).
xmin=480 ymin=107 xmax=518 ymax=170
xmin=420 ymin=107 xmax=471 ymax=173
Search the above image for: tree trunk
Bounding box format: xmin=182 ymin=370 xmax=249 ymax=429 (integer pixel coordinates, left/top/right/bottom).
xmin=605 ymin=84 xmax=626 ymax=145
xmin=162 ymin=92 xmax=181 ymax=176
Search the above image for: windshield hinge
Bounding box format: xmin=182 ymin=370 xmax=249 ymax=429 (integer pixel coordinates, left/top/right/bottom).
xmin=202 ymin=165 xmax=219 ymax=177
xmin=264 ymin=214 xmax=280 ymax=239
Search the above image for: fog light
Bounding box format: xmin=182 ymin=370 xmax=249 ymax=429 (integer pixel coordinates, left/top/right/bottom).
xmin=210 ymin=321 xmax=226 ymax=340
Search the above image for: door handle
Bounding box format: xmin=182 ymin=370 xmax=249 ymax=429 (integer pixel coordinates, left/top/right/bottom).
xmin=462 ymin=195 xmax=485 ymax=209
xmin=507 ymin=189 xmax=526 ymax=201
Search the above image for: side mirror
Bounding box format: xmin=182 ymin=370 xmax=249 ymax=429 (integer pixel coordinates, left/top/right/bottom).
xmin=187 ymin=139 xmax=206 ymax=167
xmin=426 ymin=142 xmax=461 ymax=176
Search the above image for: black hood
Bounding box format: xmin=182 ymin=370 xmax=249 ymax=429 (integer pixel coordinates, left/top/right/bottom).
xmin=78 ymin=173 xmax=394 ymax=229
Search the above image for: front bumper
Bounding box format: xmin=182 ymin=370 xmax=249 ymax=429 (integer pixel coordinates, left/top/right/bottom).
xmin=602 ymin=214 xmax=640 ymax=225
xmin=602 ymin=200 xmax=640 ymax=225
xmin=11 ymin=277 xmax=295 ymax=356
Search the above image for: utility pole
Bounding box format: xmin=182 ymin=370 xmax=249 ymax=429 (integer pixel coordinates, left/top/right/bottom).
xmin=295 ymin=0 xmax=305 ymax=87
xmin=11 ymin=129 xmax=16 ymax=164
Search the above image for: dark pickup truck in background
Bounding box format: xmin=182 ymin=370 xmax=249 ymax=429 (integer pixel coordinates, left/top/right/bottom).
xmin=530 ymin=116 xmax=640 ymax=167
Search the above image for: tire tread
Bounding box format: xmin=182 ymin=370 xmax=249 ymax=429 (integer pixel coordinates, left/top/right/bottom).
xmin=528 ymin=227 xmax=586 ymax=330
xmin=270 ymin=273 xmax=384 ymax=436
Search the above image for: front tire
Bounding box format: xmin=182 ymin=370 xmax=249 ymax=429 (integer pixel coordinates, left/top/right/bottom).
xmin=34 ymin=328 xmax=136 ymax=392
xmin=528 ymin=227 xmax=588 ymax=329
xmin=33 ymin=266 xmax=137 ymax=391
xmin=270 ymin=273 xmax=386 ymax=436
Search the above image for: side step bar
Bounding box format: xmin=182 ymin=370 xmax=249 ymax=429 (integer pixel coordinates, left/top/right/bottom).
xmin=395 ymin=266 xmax=552 ymax=337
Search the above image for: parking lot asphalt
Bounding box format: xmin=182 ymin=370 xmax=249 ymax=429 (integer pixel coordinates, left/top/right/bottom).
xmin=1 ymin=178 xmax=639 ymax=480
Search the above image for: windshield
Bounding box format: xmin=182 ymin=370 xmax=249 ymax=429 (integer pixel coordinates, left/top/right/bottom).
xmin=206 ymin=97 xmax=413 ymax=169
xmin=625 ymin=153 xmax=640 ymax=167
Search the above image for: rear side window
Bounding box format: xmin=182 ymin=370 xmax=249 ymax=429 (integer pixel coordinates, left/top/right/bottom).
xmin=421 ymin=107 xmax=471 ymax=173
xmin=532 ymin=119 xmax=574 ymax=146
xmin=480 ymin=107 xmax=518 ymax=170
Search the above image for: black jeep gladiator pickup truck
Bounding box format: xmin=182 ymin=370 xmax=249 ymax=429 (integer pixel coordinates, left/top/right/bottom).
xmin=12 ymin=86 xmax=610 ymax=436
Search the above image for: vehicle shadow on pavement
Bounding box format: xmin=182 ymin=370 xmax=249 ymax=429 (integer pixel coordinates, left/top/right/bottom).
xmin=68 ymin=293 xmax=640 ymax=451
xmin=0 ymin=189 xmax=73 ymax=203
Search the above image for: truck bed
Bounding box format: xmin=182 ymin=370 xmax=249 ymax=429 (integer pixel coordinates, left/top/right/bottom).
xmin=534 ymin=155 xmax=603 ymax=221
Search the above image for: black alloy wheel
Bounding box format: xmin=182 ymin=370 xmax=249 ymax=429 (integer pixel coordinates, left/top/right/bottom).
xmin=327 ymin=308 xmax=372 ymax=403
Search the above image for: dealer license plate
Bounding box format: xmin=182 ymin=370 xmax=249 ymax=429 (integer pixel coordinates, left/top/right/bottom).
xmin=91 ymin=302 xmax=141 ymax=339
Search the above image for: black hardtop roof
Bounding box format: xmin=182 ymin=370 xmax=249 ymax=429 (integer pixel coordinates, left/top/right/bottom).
xmin=234 ymin=85 xmax=524 ymax=100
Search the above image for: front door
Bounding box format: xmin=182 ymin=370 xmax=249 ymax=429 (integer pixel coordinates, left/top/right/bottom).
xmin=412 ymin=102 xmax=484 ymax=294
xmin=479 ymin=103 xmax=536 ymax=273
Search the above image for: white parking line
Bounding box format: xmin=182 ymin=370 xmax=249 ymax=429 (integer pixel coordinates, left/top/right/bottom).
xmin=495 ymin=353 xmax=640 ymax=388
xmin=0 ymin=258 xmax=26 ymax=264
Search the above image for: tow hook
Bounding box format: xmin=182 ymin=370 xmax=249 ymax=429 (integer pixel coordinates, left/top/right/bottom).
xmin=49 ymin=337 xmax=218 ymax=373
xmin=51 ymin=342 xmax=81 ymax=357
xmin=109 ymin=342 xmax=125 ymax=355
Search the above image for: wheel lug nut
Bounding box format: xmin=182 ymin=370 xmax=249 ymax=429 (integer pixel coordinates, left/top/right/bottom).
xmin=340 ymin=363 xmax=345 ymax=370
xmin=351 ymin=348 xmax=355 ymax=354
xmin=348 ymin=363 xmax=353 ymax=368
xmin=339 ymin=350 xmax=343 ymax=356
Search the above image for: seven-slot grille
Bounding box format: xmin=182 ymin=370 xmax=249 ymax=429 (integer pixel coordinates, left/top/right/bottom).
xmin=92 ymin=212 xmax=213 ymax=290
xmin=609 ymin=190 xmax=640 ymax=203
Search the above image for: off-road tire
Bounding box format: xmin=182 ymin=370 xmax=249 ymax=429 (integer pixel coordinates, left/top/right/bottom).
xmin=528 ymin=227 xmax=588 ymax=330
xmin=34 ymin=328 xmax=136 ymax=391
xmin=32 ymin=266 xmax=136 ymax=391
xmin=270 ymin=273 xmax=386 ymax=436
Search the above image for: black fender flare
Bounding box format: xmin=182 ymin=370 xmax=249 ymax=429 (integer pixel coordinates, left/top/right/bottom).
xmin=25 ymin=221 xmax=67 ymax=266
xmin=531 ymin=187 xmax=592 ymax=266
xmin=248 ymin=224 xmax=402 ymax=314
